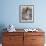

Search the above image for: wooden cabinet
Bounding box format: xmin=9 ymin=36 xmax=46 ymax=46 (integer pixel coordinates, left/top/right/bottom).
xmin=2 ymin=32 xmax=45 ymax=46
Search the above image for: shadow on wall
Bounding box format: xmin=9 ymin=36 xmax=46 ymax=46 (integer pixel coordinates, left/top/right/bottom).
xmin=0 ymin=24 xmax=7 ymax=43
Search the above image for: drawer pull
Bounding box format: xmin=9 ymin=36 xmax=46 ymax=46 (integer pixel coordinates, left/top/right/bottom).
xmin=9 ymin=38 xmax=14 ymax=40
xmin=32 ymin=39 xmax=36 ymax=40
xmin=9 ymin=38 xmax=12 ymax=40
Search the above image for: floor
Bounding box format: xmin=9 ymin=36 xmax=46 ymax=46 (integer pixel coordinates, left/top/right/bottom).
xmin=0 ymin=44 xmax=2 ymax=46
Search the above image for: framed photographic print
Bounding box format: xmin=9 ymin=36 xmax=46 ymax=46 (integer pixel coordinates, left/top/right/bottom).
xmin=19 ymin=5 xmax=34 ymax=23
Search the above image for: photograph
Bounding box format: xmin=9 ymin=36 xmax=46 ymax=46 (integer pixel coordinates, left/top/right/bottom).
xmin=19 ymin=5 xmax=34 ymax=23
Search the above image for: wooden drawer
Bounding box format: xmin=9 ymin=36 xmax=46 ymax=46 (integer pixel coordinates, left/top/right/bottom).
xmin=3 ymin=36 xmax=23 ymax=44
xmin=24 ymin=36 xmax=44 ymax=46
xmin=32 ymin=36 xmax=45 ymax=44
xmin=24 ymin=32 xmax=44 ymax=36
xmin=24 ymin=36 xmax=32 ymax=42
xmin=31 ymin=44 xmax=44 ymax=46
xmin=3 ymin=32 xmax=23 ymax=36
xmin=3 ymin=42 xmax=23 ymax=46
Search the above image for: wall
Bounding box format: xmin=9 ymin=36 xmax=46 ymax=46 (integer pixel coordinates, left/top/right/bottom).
xmin=0 ymin=0 xmax=46 ymax=44
xmin=0 ymin=0 xmax=46 ymax=29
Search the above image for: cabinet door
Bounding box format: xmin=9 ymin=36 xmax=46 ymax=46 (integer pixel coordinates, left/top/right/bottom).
xmin=24 ymin=33 xmax=32 ymax=46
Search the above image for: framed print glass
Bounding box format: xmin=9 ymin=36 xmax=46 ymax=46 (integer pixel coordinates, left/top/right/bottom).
xmin=19 ymin=5 xmax=34 ymax=23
